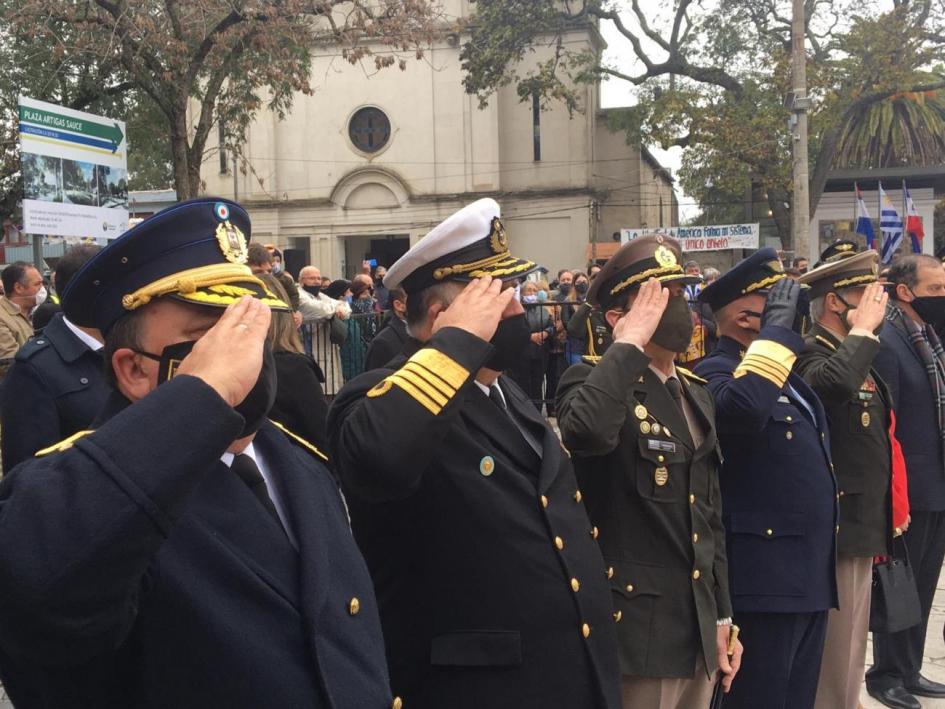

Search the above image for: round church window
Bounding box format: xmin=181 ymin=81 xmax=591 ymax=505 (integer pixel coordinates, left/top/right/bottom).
xmin=348 ymin=107 xmax=391 ymax=153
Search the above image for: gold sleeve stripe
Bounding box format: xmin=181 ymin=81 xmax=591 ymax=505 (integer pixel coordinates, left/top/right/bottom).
xmin=739 ymin=353 xmax=791 ymax=379
xmin=408 ymin=348 xmax=469 ymax=390
xmin=387 ymin=373 xmax=443 ymax=415
xmin=402 ymin=362 xmax=456 ymax=399
xmin=392 ymin=368 xmax=449 ymax=408
xmin=734 ymin=360 xmax=790 ymax=386
xmin=747 ymin=339 xmax=797 ymax=370
xmin=35 ymin=429 xmax=94 ymax=457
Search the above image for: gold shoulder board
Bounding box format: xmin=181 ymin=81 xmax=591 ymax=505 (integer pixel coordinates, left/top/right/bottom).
xmin=677 ymin=366 xmax=707 ymax=385
xmin=35 ymin=430 xmax=94 ymax=457
xmin=581 ymin=355 xmax=602 ymax=366
xmin=814 ymin=335 xmax=838 ymax=352
xmin=269 ymin=420 xmax=329 ymax=462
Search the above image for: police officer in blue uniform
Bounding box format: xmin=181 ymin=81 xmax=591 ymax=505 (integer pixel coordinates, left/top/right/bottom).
xmin=694 ymin=249 xmax=838 ymax=709
xmin=0 ymin=198 xmax=393 ymax=709
xmin=1 ymin=245 xmax=107 ymax=472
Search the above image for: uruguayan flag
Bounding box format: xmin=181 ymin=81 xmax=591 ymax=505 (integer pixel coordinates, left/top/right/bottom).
xmin=879 ymin=182 xmax=904 ymax=264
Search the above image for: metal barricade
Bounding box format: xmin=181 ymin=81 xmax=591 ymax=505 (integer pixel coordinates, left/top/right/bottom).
xmin=301 ymin=310 xmax=387 ymax=397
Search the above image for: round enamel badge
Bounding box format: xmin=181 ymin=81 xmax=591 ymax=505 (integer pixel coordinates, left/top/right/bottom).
xmin=214 ymin=202 xmax=230 ymax=221
xmin=480 ymin=456 xmax=495 ymax=477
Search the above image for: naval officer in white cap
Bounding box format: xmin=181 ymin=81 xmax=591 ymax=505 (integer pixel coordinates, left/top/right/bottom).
xmin=328 ymin=198 xmax=622 ymax=709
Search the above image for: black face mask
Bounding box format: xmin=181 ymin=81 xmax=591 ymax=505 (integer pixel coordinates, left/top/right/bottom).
xmin=650 ymin=294 xmax=694 ymax=352
xmin=138 ymin=339 xmax=277 ymax=437
xmin=574 ymin=281 xmax=589 ymax=295
xmin=910 ymin=291 xmax=945 ymax=329
xmin=302 ymin=284 xmax=321 ymax=297
xmin=486 ymin=314 xmax=531 ymax=372
xmin=558 ymin=282 xmax=572 ymax=295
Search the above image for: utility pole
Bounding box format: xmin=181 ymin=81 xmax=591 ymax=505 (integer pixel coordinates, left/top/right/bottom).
xmin=790 ymin=0 xmax=811 ymax=261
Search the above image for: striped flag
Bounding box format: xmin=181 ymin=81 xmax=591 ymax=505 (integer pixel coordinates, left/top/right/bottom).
xmin=854 ymin=183 xmax=875 ymax=249
xmin=879 ymin=182 xmax=904 ymax=264
xmin=903 ymin=180 xmax=924 ymax=254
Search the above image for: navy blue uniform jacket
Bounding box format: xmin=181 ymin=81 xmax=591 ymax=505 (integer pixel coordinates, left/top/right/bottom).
xmin=0 ymin=375 xmax=392 ymax=708
xmin=872 ymin=318 xmax=945 ymax=512
xmin=695 ymin=326 xmax=838 ymax=614
xmin=1 ymin=313 xmax=107 ymax=472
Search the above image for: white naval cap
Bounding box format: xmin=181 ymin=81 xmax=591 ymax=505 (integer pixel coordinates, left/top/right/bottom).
xmin=383 ymin=198 xmax=537 ymax=294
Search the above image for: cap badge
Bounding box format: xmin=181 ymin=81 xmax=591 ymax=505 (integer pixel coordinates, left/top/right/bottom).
xmin=655 ymin=245 xmax=677 ymax=268
xmin=489 ymin=217 xmax=509 ymax=254
xmin=216 ymin=221 xmax=248 ymax=264
xmin=214 ymin=202 xmax=230 ymax=222
xmin=837 ymin=243 xmax=853 ymax=252
xmin=765 ymin=259 xmax=785 ymax=273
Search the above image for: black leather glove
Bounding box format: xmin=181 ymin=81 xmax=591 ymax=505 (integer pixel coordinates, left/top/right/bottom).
xmin=761 ymin=277 xmax=800 ymax=330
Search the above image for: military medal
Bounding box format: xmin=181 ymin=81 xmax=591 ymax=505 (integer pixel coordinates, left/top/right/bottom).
xmin=651 ymin=422 xmax=662 ymax=435
xmin=861 ymin=411 xmax=871 ymax=427
xmin=634 ymin=405 xmax=648 ymax=420
xmin=640 ymin=421 xmax=651 ymax=434
xmin=654 ymin=466 xmax=669 ymax=486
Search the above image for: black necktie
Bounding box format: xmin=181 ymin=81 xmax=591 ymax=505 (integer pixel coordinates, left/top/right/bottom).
xmin=231 ymin=454 xmax=283 ymax=528
xmin=490 ymin=384 xmax=543 ymax=457
xmin=665 ymin=376 xmax=685 ymax=415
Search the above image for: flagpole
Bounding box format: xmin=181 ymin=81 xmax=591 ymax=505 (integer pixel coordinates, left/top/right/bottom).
xmin=853 ymin=181 xmax=858 ymax=227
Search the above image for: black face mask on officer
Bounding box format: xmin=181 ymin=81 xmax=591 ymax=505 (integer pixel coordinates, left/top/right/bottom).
xmin=136 ymin=339 xmax=277 ymax=437
xmin=649 ymin=294 xmax=694 ymax=352
xmin=486 ymin=313 xmax=531 ymax=372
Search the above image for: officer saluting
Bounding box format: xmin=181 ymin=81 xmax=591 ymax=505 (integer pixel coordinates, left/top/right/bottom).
xmin=556 ymin=236 xmax=741 ymax=709
xmin=0 ymin=198 xmax=392 ymax=708
xmin=329 ymin=199 xmax=621 ymax=709
xmin=795 ymin=251 xmax=899 ymax=709
xmin=694 ymin=249 xmax=838 ymax=709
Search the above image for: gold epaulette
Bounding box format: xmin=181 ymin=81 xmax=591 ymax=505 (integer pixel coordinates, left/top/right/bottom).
xmin=581 ymin=355 xmax=602 ymax=365
xmin=814 ymin=335 xmax=838 ymax=352
xmin=269 ymin=420 xmax=328 ymax=462
xmin=733 ymin=339 xmax=796 ymax=387
xmin=677 ymin=366 xmax=707 ymax=385
xmin=366 ymin=347 xmax=469 ymax=415
xmin=35 ymin=430 xmax=94 ymax=457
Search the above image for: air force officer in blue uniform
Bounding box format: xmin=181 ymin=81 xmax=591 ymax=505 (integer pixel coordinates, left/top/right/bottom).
xmin=694 ymin=250 xmax=838 ymax=709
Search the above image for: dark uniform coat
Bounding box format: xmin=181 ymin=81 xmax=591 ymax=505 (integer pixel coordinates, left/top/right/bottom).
xmin=796 ymin=324 xmax=893 ymax=557
xmin=695 ymin=326 xmax=838 ymax=614
xmin=364 ymin=315 xmax=408 ymax=371
xmin=0 ymin=375 xmax=392 ymax=709
xmin=1 ymin=313 xmax=107 ymax=472
xmin=329 ymin=326 xmax=621 ymax=709
xmin=557 ymin=342 xmax=732 ymax=680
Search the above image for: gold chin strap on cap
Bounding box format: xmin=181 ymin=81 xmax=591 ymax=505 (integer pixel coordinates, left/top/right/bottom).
xmin=121 ymin=263 xmax=264 ymax=311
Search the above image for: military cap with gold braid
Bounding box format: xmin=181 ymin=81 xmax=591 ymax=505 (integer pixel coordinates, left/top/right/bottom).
xmin=383 ymin=198 xmax=537 ymax=294
xmin=798 ymin=249 xmax=880 ymax=299
xmin=62 ymin=197 xmax=289 ymax=333
xmin=818 ymin=238 xmax=859 ymax=266
xmin=698 ymin=247 xmax=786 ymax=312
xmin=587 ymin=233 xmax=700 ymax=310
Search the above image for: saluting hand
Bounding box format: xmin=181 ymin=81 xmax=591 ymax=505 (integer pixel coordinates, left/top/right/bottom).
xmin=612 ymin=278 xmax=669 ymax=349
xmin=432 ymin=275 xmax=517 ymax=343
xmin=177 ymin=295 xmax=272 ymax=408
xmin=846 ymin=281 xmax=888 ymax=333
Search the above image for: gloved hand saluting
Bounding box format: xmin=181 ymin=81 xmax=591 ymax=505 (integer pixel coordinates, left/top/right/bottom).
xmin=761 ymin=277 xmax=800 ymax=331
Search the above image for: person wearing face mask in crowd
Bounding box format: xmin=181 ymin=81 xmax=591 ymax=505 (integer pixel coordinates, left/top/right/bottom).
xmin=329 ymin=198 xmax=621 ymax=709
xmin=0 ymin=261 xmax=45 ymax=372
xmin=695 ymin=250 xmax=838 ymax=709
xmin=563 ymin=271 xmax=599 ymax=365
xmin=298 ymin=265 xmax=351 ymax=395
xmin=510 ymin=280 xmax=555 ymax=411
xmin=264 ymin=245 xmax=301 ymax=312
xmin=566 ymin=268 xmax=614 ymax=365
xmin=546 ymin=270 xmax=574 ymax=415
xmin=865 ymin=254 xmax=945 ymax=708
xmin=0 ymin=198 xmax=393 ymax=709
xmin=557 ymin=236 xmax=741 ymax=709
xmin=795 ymin=252 xmax=910 ymax=709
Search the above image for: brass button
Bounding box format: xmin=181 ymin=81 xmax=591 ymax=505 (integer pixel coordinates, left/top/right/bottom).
xmin=555 ymin=536 xmax=564 ymax=550
xmin=785 ymin=415 xmax=792 ymax=422
xmin=785 ymin=431 xmax=793 ymax=440
xmin=571 ymin=578 xmax=580 ymax=592
xmin=574 ymin=490 xmax=582 ymax=503
xmin=692 ymin=569 xmax=701 ymax=580
xmin=839 ymin=491 xmax=844 ymax=497
xmin=821 ymin=432 xmax=825 ymax=440
xmin=835 ymin=525 xmax=840 ymax=534
xmin=540 ymin=495 xmax=549 ymax=508
xmin=349 ymin=597 xmax=360 ymax=615
xmin=692 ymin=533 xmax=699 ymax=543
xmin=606 ymin=566 xmax=614 ymax=579
xmin=392 ymin=698 xmax=403 ymax=709
xmin=591 ymin=526 xmax=599 ymax=539
xmin=613 ymin=610 xmax=622 ymax=622
xmin=657 ymin=454 xmax=665 ymax=463
xmin=689 ymin=494 xmax=695 ymax=504
xmin=626 ymin=584 xmax=634 ymax=592
xmin=581 ymin=623 xmax=591 ymax=638
xmin=766 ymin=529 xmax=773 ymax=536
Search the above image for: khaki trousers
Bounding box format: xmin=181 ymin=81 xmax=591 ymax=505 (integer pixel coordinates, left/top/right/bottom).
xmin=814 ymin=555 xmax=873 ymax=709
xmin=621 ymin=655 xmax=716 ymax=709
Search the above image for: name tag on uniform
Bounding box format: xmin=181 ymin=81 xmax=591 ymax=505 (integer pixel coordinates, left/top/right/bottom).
xmin=647 ymin=439 xmax=676 ymax=452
